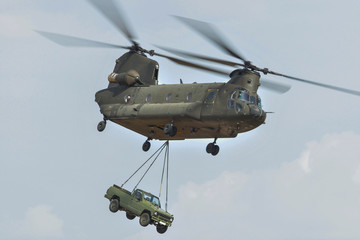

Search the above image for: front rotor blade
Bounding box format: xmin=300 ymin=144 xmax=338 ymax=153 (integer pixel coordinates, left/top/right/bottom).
xmin=35 ymin=30 xmax=129 ymax=49
xmin=173 ymin=15 xmax=247 ymax=63
xmin=155 ymin=45 xmax=243 ymax=67
xmin=87 ymin=0 xmax=136 ymax=44
xmin=154 ymin=52 xmax=229 ymax=76
xmin=269 ymin=71 xmax=360 ymax=96
xmin=261 ymin=79 xmax=291 ymax=94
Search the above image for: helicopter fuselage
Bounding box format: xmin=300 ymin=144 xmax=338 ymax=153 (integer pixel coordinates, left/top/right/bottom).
xmin=95 ymin=81 xmax=266 ymax=140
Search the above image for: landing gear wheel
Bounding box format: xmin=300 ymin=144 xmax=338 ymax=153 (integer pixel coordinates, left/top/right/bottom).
xmin=126 ymin=212 xmax=136 ymax=220
xmin=206 ymin=143 xmax=214 ymax=153
xmin=109 ymin=199 xmax=119 ymax=213
xmin=206 ymin=142 xmax=220 ymax=156
xmin=142 ymin=141 xmax=151 ymax=152
xmin=164 ymin=124 xmax=177 ymax=137
xmin=211 ymin=145 xmax=220 ymax=156
xmin=139 ymin=212 xmax=151 ymax=227
xmin=156 ymin=224 xmax=168 ymax=234
xmin=169 ymin=126 xmax=177 ymax=137
xmin=97 ymin=120 xmax=106 ymax=132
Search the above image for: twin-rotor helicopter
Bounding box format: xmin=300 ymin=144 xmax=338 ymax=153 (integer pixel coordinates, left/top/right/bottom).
xmin=37 ymin=0 xmax=360 ymax=156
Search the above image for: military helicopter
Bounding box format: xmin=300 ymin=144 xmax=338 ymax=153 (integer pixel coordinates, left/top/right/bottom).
xmin=37 ymin=0 xmax=360 ymax=156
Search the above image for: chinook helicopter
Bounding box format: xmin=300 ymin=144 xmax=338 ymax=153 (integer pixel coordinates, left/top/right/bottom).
xmin=37 ymin=0 xmax=360 ymax=156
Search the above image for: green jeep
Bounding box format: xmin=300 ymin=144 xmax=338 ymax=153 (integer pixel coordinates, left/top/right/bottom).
xmin=104 ymin=184 xmax=174 ymax=234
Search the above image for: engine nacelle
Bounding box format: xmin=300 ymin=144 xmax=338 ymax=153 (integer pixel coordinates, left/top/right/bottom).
xmin=108 ymin=70 xmax=141 ymax=86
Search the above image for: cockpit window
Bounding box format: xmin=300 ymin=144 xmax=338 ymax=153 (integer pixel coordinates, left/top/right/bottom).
xmin=228 ymin=89 xmax=262 ymax=110
xmin=238 ymin=91 xmax=249 ymax=102
xmin=236 ymin=103 xmax=242 ymax=113
xmin=257 ymin=97 xmax=262 ymax=108
xmin=250 ymin=96 xmax=256 ymax=104
xmin=230 ymin=91 xmax=237 ymax=99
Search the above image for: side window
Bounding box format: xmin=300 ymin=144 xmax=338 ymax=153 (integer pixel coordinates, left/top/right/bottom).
xmin=227 ymin=100 xmax=234 ymax=109
xmin=207 ymin=92 xmax=215 ymax=101
xmin=166 ymin=93 xmax=172 ymax=102
xmin=153 ymin=65 xmax=159 ymax=81
xmin=204 ymin=89 xmax=219 ymax=104
xmin=186 ymin=92 xmax=193 ymax=101
xmin=144 ymin=193 xmax=152 ymax=202
xmin=135 ymin=190 xmax=142 ymax=201
xmin=250 ymin=96 xmax=256 ymax=104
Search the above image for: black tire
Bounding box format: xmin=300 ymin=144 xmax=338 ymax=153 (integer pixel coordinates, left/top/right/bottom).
xmin=163 ymin=124 xmax=172 ymax=135
xmin=109 ymin=199 xmax=119 ymax=213
xmin=142 ymin=141 xmax=151 ymax=152
xmin=139 ymin=212 xmax=151 ymax=227
xmin=169 ymin=126 xmax=177 ymax=137
xmin=126 ymin=212 xmax=136 ymax=220
xmin=206 ymin=143 xmax=214 ymax=153
xmin=156 ymin=224 xmax=168 ymax=234
xmin=97 ymin=121 xmax=106 ymax=132
xmin=211 ymin=145 xmax=220 ymax=156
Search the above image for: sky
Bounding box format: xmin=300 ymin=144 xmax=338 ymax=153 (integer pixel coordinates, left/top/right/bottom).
xmin=1 ymin=0 xmax=360 ymax=239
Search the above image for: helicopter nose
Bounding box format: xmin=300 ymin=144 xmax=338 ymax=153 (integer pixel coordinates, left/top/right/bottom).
xmin=249 ymin=105 xmax=266 ymax=121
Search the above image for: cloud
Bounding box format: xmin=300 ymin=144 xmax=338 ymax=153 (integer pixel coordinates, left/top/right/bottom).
xmin=0 ymin=204 xmax=64 ymax=239
xmin=23 ymin=205 xmax=63 ymax=238
xmin=163 ymin=131 xmax=360 ymax=240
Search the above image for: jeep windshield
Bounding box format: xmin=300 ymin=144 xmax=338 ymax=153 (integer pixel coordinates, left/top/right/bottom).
xmin=144 ymin=192 xmax=161 ymax=208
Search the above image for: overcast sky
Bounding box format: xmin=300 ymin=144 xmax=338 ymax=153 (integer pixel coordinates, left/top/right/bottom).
xmin=1 ymin=0 xmax=360 ymax=239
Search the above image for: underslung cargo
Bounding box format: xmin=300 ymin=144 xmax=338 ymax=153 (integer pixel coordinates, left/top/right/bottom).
xmin=105 ymin=141 xmax=173 ymax=234
xmin=105 ymin=184 xmax=173 ymax=234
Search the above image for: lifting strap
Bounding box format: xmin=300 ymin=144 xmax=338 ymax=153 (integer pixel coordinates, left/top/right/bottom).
xmin=121 ymin=141 xmax=170 ymax=203
xmin=159 ymin=141 xmax=170 ymax=211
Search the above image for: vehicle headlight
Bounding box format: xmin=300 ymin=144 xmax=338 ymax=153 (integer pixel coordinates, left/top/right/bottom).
xmin=170 ymin=218 xmax=173 ymax=222
xmin=154 ymin=211 xmax=158 ymax=216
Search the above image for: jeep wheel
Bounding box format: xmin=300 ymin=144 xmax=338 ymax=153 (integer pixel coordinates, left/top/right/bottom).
xmin=156 ymin=224 xmax=168 ymax=234
xmin=139 ymin=212 xmax=150 ymax=227
xmin=109 ymin=199 xmax=119 ymax=213
xmin=126 ymin=212 xmax=136 ymax=220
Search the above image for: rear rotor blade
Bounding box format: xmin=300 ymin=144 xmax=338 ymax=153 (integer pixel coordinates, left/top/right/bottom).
xmin=35 ymin=30 xmax=130 ymax=49
xmin=153 ymin=52 xmax=229 ymax=76
xmin=155 ymin=45 xmax=243 ymax=67
xmin=173 ymin=15 xmax=247 ymax=63
xmin=156 ymin=49 xmax=291 ymax=94
xmin=87 ymin=0 xmax=137 ymax=45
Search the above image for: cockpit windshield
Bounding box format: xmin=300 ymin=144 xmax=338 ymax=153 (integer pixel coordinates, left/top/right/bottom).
xmin=144 ymin=192 xmax=161 ymax=207
xmin=227 ymin=88 xmax=262 ymax=110
xmin=238 ymin=91 xmax=249 ymax=102
xmin=257 ymin=97 xmax=262 ymax=108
